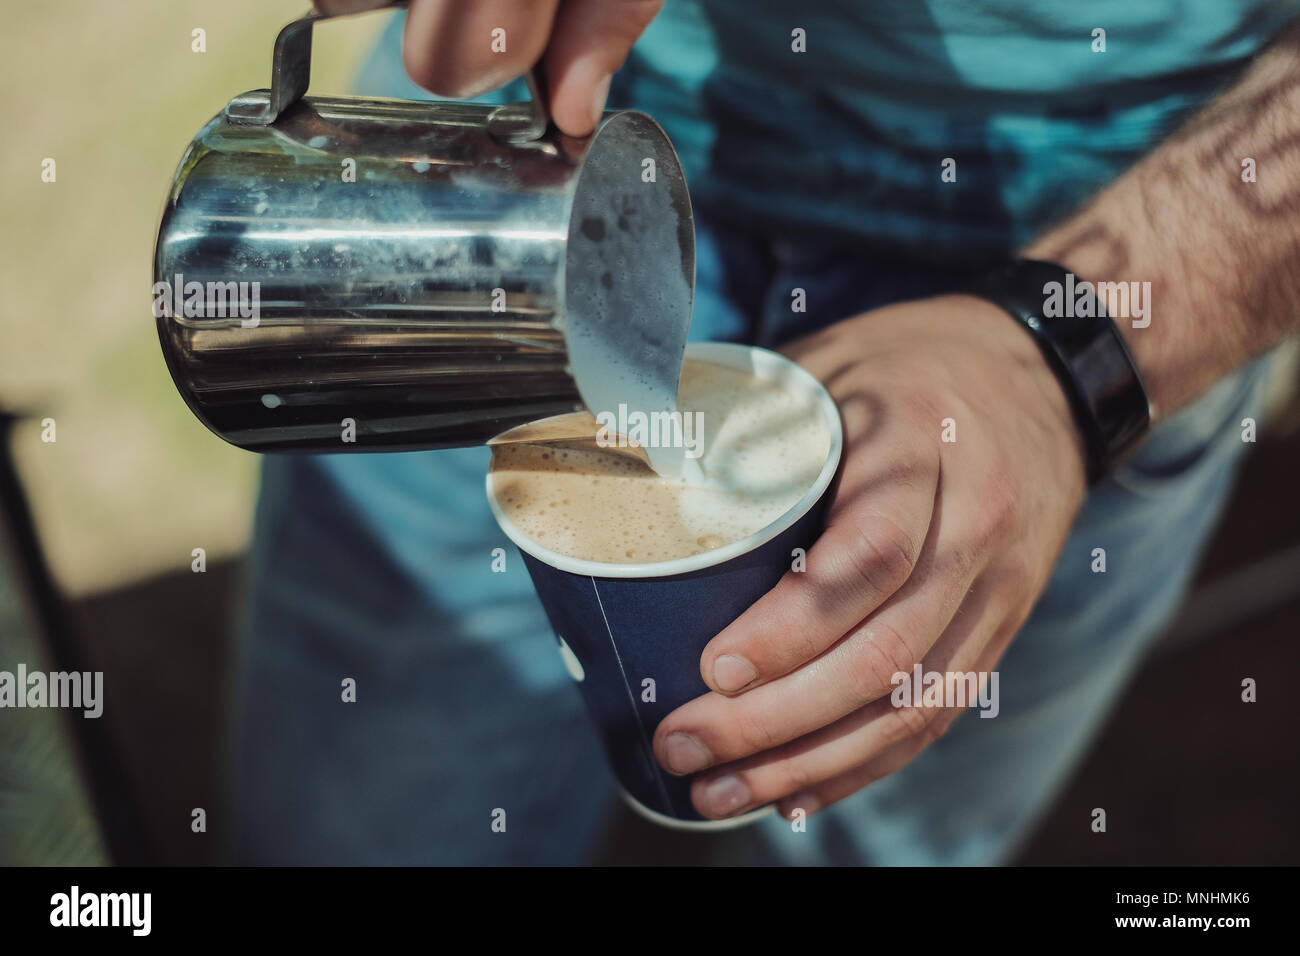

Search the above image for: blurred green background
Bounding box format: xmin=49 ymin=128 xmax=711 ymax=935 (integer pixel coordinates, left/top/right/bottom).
xmin=2 ymin=0 xmax=389 ymax=597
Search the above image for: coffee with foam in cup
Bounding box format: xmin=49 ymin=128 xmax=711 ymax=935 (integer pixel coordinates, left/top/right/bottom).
xmin=489 ymin=358 xmax=831 ymax=565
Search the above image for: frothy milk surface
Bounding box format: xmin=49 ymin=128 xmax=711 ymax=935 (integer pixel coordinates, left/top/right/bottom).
xmin=489 ymin=359 xmax=830 ymax=564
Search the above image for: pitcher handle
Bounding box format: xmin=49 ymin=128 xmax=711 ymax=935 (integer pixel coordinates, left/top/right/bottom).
xmin=227 ymin=0 xmax=551 ymax=142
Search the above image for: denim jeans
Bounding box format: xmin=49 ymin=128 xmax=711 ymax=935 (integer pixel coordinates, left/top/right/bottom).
xmin=228 ymin=205 xmax=1275 ymax=864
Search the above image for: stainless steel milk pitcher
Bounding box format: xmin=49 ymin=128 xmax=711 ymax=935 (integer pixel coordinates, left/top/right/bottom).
xmin=154 ymin=1 xmax=695 ymax=453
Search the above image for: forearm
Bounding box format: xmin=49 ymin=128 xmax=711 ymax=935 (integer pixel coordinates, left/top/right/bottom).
xmin=1023 ymin=19 xmax=1300 ymax=421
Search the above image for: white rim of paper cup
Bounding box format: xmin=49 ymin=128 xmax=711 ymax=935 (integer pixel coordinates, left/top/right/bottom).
xmin=485 ymin=342 xmax=844 ymax=579
xmin=617 ymin=785 xmax=776 ymax=832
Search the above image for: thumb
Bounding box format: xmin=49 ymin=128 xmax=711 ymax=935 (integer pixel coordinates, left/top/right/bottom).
xmin=543 ymin=0 xmax=664 ymax=137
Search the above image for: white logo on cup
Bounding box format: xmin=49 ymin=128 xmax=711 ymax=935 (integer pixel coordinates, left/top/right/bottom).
xmin=556 ymin=636 xmax=585 ymax=682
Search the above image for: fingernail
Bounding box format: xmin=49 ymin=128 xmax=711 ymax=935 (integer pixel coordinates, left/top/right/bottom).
xmin=713 ymin=654 xmax=757 ymax=692
xmin=702 ymin=775 xmax=751 ymax=816
xmin=663 ymin=732 xmax=711 ymax=775
xmin=785 ymin=792 xmax=821 ymax=818
xmin=590 ymin=73 xmax=612 ymax=127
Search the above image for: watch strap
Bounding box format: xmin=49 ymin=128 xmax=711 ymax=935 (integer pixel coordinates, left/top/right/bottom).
xmin=964 ymin=259 xmax=1151 ymax=483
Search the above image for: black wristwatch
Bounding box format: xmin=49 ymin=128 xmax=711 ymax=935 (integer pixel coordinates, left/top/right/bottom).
xmin=964 ymin=259 xmax=1151 ymax=484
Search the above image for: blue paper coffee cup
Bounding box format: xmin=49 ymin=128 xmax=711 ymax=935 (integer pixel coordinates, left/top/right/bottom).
xmin=485 ymin=343 xmax=844 ymax=829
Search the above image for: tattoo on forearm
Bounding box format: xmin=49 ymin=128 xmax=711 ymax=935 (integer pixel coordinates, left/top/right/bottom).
xmin=1182 ymin=68 xmax=1300 ymax=218
xmin=1038 ymin=222 xmax=1130 ymax=276
xmin=1048 ymin=56 xmax=1300 ymax=274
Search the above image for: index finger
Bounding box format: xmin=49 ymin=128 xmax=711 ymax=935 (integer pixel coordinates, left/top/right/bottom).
xmin=314 ymin=0 xmax=397 ymax=15
xmin=402 ymin=0 xmax=561 ymax=101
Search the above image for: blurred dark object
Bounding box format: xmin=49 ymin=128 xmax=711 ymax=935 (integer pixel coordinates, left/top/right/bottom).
xmin=0 ymin=412 xmax=117 ymax=864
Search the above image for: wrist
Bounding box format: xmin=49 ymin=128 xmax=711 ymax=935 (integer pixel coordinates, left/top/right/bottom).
xmin=960 ymin=259 xmax=1152 ymax=483
xmin=945 ymin=293 xmax=1089 ymax=480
